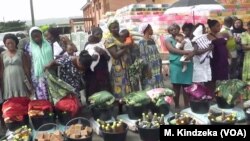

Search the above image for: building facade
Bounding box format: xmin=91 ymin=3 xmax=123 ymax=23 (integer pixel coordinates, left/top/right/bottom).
xmin=81 ymin=0 xmax=177 ymax=32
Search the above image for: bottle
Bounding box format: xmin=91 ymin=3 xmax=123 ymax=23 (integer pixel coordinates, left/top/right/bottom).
xmin=97 ymin=119 xmax=106 ymax=126
xmin=221 ymin=111 xmax=226 ymax=121
xmin=148 ymin=111 xmax=153 ymax=121
xmin=159 ymin=114 xmax=165 ymax=125
xmin=152 ymin=113 xmax=158 ymax=122
xmin=142 ymin=113 xmax=146 ymax=121
xmin=105 ymin=126 xmax=111 ymax=133
xmin=146 ymin=115 xmax=150 ymax=122
xmin=116 ymin=123 xmax=124 ymax=133
xmin=101 ymin=125 xmax=106 ymax=131
xmin=111 ymin=125 xmax=116 ymax=133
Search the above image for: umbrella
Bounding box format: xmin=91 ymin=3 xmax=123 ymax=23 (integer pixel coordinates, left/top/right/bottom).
xmin=165 ymin=0 xmax=224 ymax=24
xmin=169 ymin=0 xmax=220 ymax=8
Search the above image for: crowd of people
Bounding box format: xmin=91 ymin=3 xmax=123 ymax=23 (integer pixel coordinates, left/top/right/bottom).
xmin=0 ymin=15 xmax=250 ymax=122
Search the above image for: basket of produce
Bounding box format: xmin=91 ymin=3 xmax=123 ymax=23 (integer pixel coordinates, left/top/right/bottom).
xmin=124 ymin=90 xmax=151 ymax=119
xmin=184 ymin=83 xmax=212 ymax=114
xmin=98 ymin=119 xmax=128 ymax=141
xmin=215 ymin=79 xmax=247 ymax=109
xmin=168 ymin=113 xmax=198 ymax=125
xmin=55 ymin=94 xmax=81 ymax=125
xmin=88 ymin=91 xmax=115 ymax=121
xmin=146 ymin=88 xmax=175 ymax=115
xmin=208 ymin=111 xmax=237 ymax=125
xmin=2 ymin=97 xmax=30 ymax=131
xmin=64 ymin=117 xmax=93 ymax=141
xmin=1 ymin=125 xmax=31 ymax=141
xmin=34 ymin=123 xmax=64 ymax=141
xmin=136 ymin=112 xmax=165 ymax=141
xmin=28 ymin=100 xmax=55 ymax=130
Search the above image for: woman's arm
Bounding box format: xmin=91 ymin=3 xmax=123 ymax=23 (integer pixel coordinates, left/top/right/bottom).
xmin=193 ymin=43 xmax=214 ymax=55
xmin=165 ymin=39 xmax=191 ymax=55
xmin=107 ymin=45 xmax=128 ymax=59
xmin=44 ymin=60 xmax=60 ymax=71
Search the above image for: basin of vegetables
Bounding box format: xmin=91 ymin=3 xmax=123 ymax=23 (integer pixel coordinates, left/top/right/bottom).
xmin=88 ymin=91 xmax=115 ymax=121
xmin=124 ymin=90 xmax=151 ymax=119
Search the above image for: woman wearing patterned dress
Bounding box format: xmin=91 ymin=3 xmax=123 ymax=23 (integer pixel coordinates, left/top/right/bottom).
xmin=241 ymin=21 xmax=250 ymax=82
xmin=104 ymin=20 xmax=132 ymax=98
xmin=24 ymin=27 xmax=53 ymax=100
xmin=138 ymin=23 xmax=164 ymax=89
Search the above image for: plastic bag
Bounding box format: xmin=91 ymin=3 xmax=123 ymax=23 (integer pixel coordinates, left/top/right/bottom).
xmin=184 ymin=83 xmax=212 ymax=101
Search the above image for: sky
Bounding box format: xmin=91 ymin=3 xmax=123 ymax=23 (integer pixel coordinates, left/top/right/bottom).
xmin=0 ymin=0 xmax=86 ymax=21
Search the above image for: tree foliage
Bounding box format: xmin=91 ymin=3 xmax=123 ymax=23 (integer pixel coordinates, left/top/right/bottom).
xmin=0 ymin=20 xmax=27 ymax=33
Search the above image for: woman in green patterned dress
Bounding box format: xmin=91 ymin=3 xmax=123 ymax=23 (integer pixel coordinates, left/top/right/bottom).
xmin=138 ymin=23 xmax=164 ymax=89
xmin=241 ymin=21 xmax=250 ymax=82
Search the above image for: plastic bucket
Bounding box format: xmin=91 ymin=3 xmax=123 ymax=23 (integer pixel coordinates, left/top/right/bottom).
xmin=190 ymin=100 xmax=210 ymax=114
xmin=65 ymin=117 xmax=93 ymax=141
xmin=30 ymin=113 xmax=55 ymax=130
xmin=136 ymin=122 xmax=160 ymax=141
xmin=5 ymin=115 xmax=29 ymax=131
xmin=209 ymin=113 xmax=236 ymax=125
xmin=245 ymin=109 xmax=250 ymax=122
xmin=147 ymin=103 xmax=169 ymax=115
xmin=57 ymin=111 xmax=72 ymax=125
xmin=91 ymin=107 xmax=112 ymax=121
xmin=216 ymin=97 xmax=234 ymax=109
xmin=100 ymin=122 xmax=128 ymax=141
xmin=126 ymin=105 xmax=147 ymax=120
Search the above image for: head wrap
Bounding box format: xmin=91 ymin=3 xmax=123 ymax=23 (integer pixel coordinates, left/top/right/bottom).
xmin=139 ymin=23 xmax=150 ymax=35
xmin=29 ymin=27 xmax=53 ymax=78
xmin=107 ymin=18 xmax=118 ymax=29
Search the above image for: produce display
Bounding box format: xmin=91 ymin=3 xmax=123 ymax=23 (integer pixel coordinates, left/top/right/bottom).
xmin=65 ymin=124 xmax=93 ymax=139
xmin=137 ymin=112 xmax=165 ymax=129
xmin=2 ymin=126 xmax=31 ymax=141
xmin=146 ymin=88 xmax=174 ymax=107
xmin=208 ymin=111 xmax=237 ymax=124
xmin=168 ymin=113 xmax=197 ymax=125
xmin=124 ymin=90 xmax=151 ymax=107
xmin=88 ymin=91 xmax=115 ymax=108
xmin=215 ymin=79 xmax=247 ymax=105
xmin=36 ymin=130 xmax=63 ymax=141
xmin=97 ymin=119 xmax=126 ymax=133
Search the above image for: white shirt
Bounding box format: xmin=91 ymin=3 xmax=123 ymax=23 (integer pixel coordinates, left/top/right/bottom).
xmin=53 ymin=42 xmax=63 ymax=59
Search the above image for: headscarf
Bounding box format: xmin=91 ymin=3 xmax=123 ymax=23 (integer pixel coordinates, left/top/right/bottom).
xmin=139 ymin=23 xmax=150 ymax=35
xmin=232 ymin=19 xmax=246 ymax=34
xmin=107 ymin=18 xmax=118 ymax=30
xmin=29 ymin=27 xmax=53 ymax=78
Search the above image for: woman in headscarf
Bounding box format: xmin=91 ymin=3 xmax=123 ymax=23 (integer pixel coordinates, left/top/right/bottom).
xmin=207 ymin=19 xmax=229 ymax=92
xmin=138 ymin=23 xmax=164 ymax=89
xmin=24 ymin=27 xmax=53 ymax=100
xmin=165 ymin=24 xmax=194 ymax=109
xmin=104 ymin=19 xmax=132 ymax=99
xmin=84 ymin=27 xmax=112 ymax=99
xmin=232 ymin=19 xmax=246 ymax=79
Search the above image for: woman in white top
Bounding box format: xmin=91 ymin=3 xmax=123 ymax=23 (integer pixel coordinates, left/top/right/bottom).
xmin=192 ymin=24 xmax=213 ymax=83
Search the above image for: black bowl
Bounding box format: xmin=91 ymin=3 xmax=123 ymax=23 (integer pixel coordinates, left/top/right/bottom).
xmin=208 ymin=112 xmax=236 ymax=125
xmin=30 ymin=113 xmax=55 ymax=130
xmin=56 ymin=111 xmax=73 ymax=125
xmin=65 ymin=117 xmax=93 ymax=141
xmin=5 ymin=115 xmax=29 ymax=131
xmin=126 ymin=105 xmax=148 ymax=120
xmin=100 ymin=122 xmax=128 ymax=141
xmin=245 ymin=109 xmax=250 ymax=121
xmin=136 ymin=122 xmax=160 ymax=141
xmin=190 ymin=100 xmax=210 ymax=114
xmin=147 ymin=103 xmax=170 ymax=115
xmin=216 ymin=97 xmax=234 ymax=109
xmin=91 ymin=106 xmax=113 ymax=121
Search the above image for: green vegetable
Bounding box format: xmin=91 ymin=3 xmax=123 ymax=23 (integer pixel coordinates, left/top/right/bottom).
xmin=88 ymin=91 xmax=115 ymax=108
xmin=124 ymin=90 xmax=151 ymax=107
